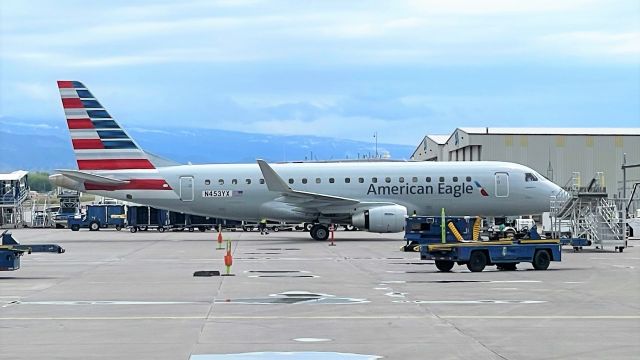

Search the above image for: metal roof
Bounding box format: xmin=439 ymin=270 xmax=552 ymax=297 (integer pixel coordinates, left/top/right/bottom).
xmin=458 ymin=127 xmax=640 ymax=136
xmin=426 ymin=135 xmax=449 ymax=144
xmin=0 ymin=170 xmax=28 ymax=181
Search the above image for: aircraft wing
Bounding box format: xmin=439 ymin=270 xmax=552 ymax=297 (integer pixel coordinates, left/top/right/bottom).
xmin=55 ymin=169 xmax=129 ymax=186
xmin=257 ymin=159 xmax=360 ymax=208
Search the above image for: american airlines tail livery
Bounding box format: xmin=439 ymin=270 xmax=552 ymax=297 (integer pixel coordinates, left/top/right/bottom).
xmin=50 ymin=81 xmax=566 ymax=240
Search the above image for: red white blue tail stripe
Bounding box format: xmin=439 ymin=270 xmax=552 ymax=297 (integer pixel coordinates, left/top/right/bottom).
xmin=58 ymin=81 xmax=155 ymax=171
xmin=58 ymin=81 xmax=172 ymax=191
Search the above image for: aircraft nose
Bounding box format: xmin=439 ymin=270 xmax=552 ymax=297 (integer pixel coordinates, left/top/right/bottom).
xmin=548 ymin=181 xmax=568 ymax=199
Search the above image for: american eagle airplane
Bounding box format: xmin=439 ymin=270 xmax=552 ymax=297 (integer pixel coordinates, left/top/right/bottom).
xmin=50 ymin=81 xmax=565 ymax=240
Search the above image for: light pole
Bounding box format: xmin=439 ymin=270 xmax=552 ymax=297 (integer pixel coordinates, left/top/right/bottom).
xmin=374 ymin=131 xmax=378 ymax=158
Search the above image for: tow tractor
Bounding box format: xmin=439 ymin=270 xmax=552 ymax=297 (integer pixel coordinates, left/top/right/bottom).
xmin=0 ymin=230 xmax=65 ymax=271
xmin=404 ymin=214 xmax=561 ymax=272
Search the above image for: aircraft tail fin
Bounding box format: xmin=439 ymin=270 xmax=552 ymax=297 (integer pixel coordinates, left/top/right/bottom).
xmin=57 ymin=81 xmax=156 ymax=171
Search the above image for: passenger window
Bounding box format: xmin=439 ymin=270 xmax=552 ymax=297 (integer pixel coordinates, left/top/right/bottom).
xmin=246 ymin=179 xmax=251 ymax=184
xmin=232 ymin=179 xmax=238 ymax=185
xmin=412 ymin=177 xmax=418 ymax=183
xmin=525 ymin=173 xmax=538 ymax=182
xmin=218 ymin=179 xmax=224 ymax=185
xmin=288 ymin=178 xmax=294 ymax=184
xmin=439 ymin=177 xmax=444 ymax=182
xmin=426 ymin=177 xmax=431 ymax=182
xmin=399 ymin=177 xmax=405 ymax=183
xmin=259 ymin=179 xmax=264 ymax=184
xmin=453 ymin=177 xmax=458 ymax=182
xmin=316 ymin=178 xmax=321 ymax=184
xmin=205 ymin=179 xmax=211 ymax=185
xmin=358 ymin=177 xmax=364 ymax=183
xmin=385 ymin=177 xmax=391 ymax=183
xmin=302 ymin=178 xmax=308 ymax=184
xmin=345 ymin=178 xmax=351 ymax=183
xmin=372 ymin=177 xmax=378 ymax=183
xmin=466 ymin=176 xmax=471 ymax=182
xmin=329 ymin=178 xmax=335 ymax=184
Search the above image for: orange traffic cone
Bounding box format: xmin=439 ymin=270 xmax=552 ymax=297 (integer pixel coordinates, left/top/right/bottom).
xmin=216 ymin=224 xmax=223 ymax=250
xmin=222 ymin=238 xmax=234 ymax=276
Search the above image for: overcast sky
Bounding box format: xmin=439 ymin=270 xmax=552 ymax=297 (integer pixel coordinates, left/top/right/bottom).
xmin=1 ymin=0 xmax=638 ymax=145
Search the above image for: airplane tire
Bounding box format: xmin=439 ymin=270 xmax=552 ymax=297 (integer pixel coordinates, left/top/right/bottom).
xmin=435 ymin=260 xmax=454 ymax=272
xmin=532 ymin=250 xmax=550 ymax=270
xmin=310 ymin=224 xmax=329 ymax=241
xmin=466 ymin=251 xmax=487 ymax=272
xmin=158 ymin=227 xmax=165 ymax=233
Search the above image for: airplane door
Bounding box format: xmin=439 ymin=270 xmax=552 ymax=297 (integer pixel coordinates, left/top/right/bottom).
xmin=179 ymin=176 xmax=194 ymax=201
xmin=495 ymin=172 xmax=509 ymax=197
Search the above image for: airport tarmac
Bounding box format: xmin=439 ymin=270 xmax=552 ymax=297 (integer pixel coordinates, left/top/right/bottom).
xmin=1 ymin=228 xmax=639 ymax=360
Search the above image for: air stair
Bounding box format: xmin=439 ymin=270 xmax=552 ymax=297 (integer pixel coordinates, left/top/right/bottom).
xmin=550 ymin=172 xmax=626 ymax=252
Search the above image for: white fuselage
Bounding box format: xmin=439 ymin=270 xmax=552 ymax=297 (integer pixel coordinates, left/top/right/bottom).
xmin=83 ymin=161 xmax=564 ymax=222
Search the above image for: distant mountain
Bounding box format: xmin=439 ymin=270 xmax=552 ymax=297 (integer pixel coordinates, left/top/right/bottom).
xmin=0 ymin=119 xmax=414 ymax=171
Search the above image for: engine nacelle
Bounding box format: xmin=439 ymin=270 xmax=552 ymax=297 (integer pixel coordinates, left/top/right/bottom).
xmin=352 ymin=205 xmax=407 ymax=233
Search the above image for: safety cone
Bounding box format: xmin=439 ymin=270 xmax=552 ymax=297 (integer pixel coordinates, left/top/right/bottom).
xmin=329 ymin=224 xmax=336 ymax=246
xmin=216 ymin=224 xmax=223 ymax=250
xmin=222 ymin=238 xmax=234 ymax=276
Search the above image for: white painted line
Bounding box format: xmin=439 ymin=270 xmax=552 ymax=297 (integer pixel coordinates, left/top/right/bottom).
xmin=1 ymin=315 xmax=638 ymax=321
xmin=293 ymin=338 xmax=332 ymax=342
xmin=394 ymin=299 xmax=547 ymax=304
xmin=564 ymin=281 xmax=584 ymax=284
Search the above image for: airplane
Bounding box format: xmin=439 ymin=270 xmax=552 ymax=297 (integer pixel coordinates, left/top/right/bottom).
xmin=50 ymin=81 xmax=566 ymax=241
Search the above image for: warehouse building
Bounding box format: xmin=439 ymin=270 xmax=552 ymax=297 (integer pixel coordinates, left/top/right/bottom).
xmin=411 ymin=128 xmax=640 ymax=200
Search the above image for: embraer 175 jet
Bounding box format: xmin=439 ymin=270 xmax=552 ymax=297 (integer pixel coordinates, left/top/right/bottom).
xmin=50 ymin=81 xmax=565 ymax=240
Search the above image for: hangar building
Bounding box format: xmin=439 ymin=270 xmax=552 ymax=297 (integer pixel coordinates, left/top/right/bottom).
xmin=410 ymin=128 xmax=640 ymax=200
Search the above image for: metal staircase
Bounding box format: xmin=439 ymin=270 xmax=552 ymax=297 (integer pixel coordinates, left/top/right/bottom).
xmin=550 ymin=172 xmax=627 ymax=252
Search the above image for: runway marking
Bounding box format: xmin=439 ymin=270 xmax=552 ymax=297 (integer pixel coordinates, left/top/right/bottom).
xmin=394 ymin=299 xmax=547 ymax=304
xmin=1 ymin=315 xmax=639 ymax=321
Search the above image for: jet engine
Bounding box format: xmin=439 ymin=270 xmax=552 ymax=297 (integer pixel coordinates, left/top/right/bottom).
xmin=351 ymin=205 xmax=407 ymax=233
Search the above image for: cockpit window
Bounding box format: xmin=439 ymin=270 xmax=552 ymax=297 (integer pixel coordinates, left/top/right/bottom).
xmin=525 ymin=173 xmax=538 ymax=182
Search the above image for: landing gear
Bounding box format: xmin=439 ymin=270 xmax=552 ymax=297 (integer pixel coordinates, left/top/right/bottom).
xmin=309 ymin=224 xmax=329 ymax=241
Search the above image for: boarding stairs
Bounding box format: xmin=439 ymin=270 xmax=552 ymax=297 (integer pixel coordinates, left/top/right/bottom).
xmin=550 ymin=172 xmax=626 ymax=251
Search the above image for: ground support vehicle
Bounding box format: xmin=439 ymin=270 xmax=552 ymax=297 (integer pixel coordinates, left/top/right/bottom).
xmin=127 ymin=206 xmax=168 ymax=233
xmin=405 ymin=216 xmax=562 ymax=272
xmin=0 ymin=230 xmax=64 ymax=271
xmin=67 ymin=205 xmax=125 ymax=231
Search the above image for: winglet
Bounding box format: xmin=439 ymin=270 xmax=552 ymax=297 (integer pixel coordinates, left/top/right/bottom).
xmin=257 ymin=159 xmax=292 ymax=192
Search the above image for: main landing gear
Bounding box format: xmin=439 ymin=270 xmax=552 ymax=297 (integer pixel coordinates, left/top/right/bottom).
xmin=309 ymin=224 xmax=330 ymax=241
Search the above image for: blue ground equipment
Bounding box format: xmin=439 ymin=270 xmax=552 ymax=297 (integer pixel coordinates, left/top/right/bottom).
xmin=405 ymin=216 xmax=561 ymax=272
xmin=0 ymin=230 xmax=65 ymax=271
xmin=127 ymin=206 xmax=169 ymax=233
xmin=67 ymin=204 xmax=125 ymax=231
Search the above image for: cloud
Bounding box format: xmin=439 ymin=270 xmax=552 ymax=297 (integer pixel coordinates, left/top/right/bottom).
xmin=535 ymin=31 xmax=640 ymax=60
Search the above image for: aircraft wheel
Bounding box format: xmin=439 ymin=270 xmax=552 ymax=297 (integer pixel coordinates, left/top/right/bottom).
xmin=345 ymin=225 xmax=355 ymax=231
xmin=310 ymin=224 xmax=329 ymax=241
xmin=188 ymin=227 xmax=194 ymax=232
xmin=466 ymin=251 xmax=487 ymax=272
xmin=435 ymin=260 xmax=454 ymax=272
xmin=158 ymin=227 xmax=165 ymax=233
xmin=532 ymin=250 xmax=551 ymax=270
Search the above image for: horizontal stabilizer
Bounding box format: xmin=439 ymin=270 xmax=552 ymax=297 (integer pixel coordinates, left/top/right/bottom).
xmin=55 ymin=169 xmax=129 ymax=186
